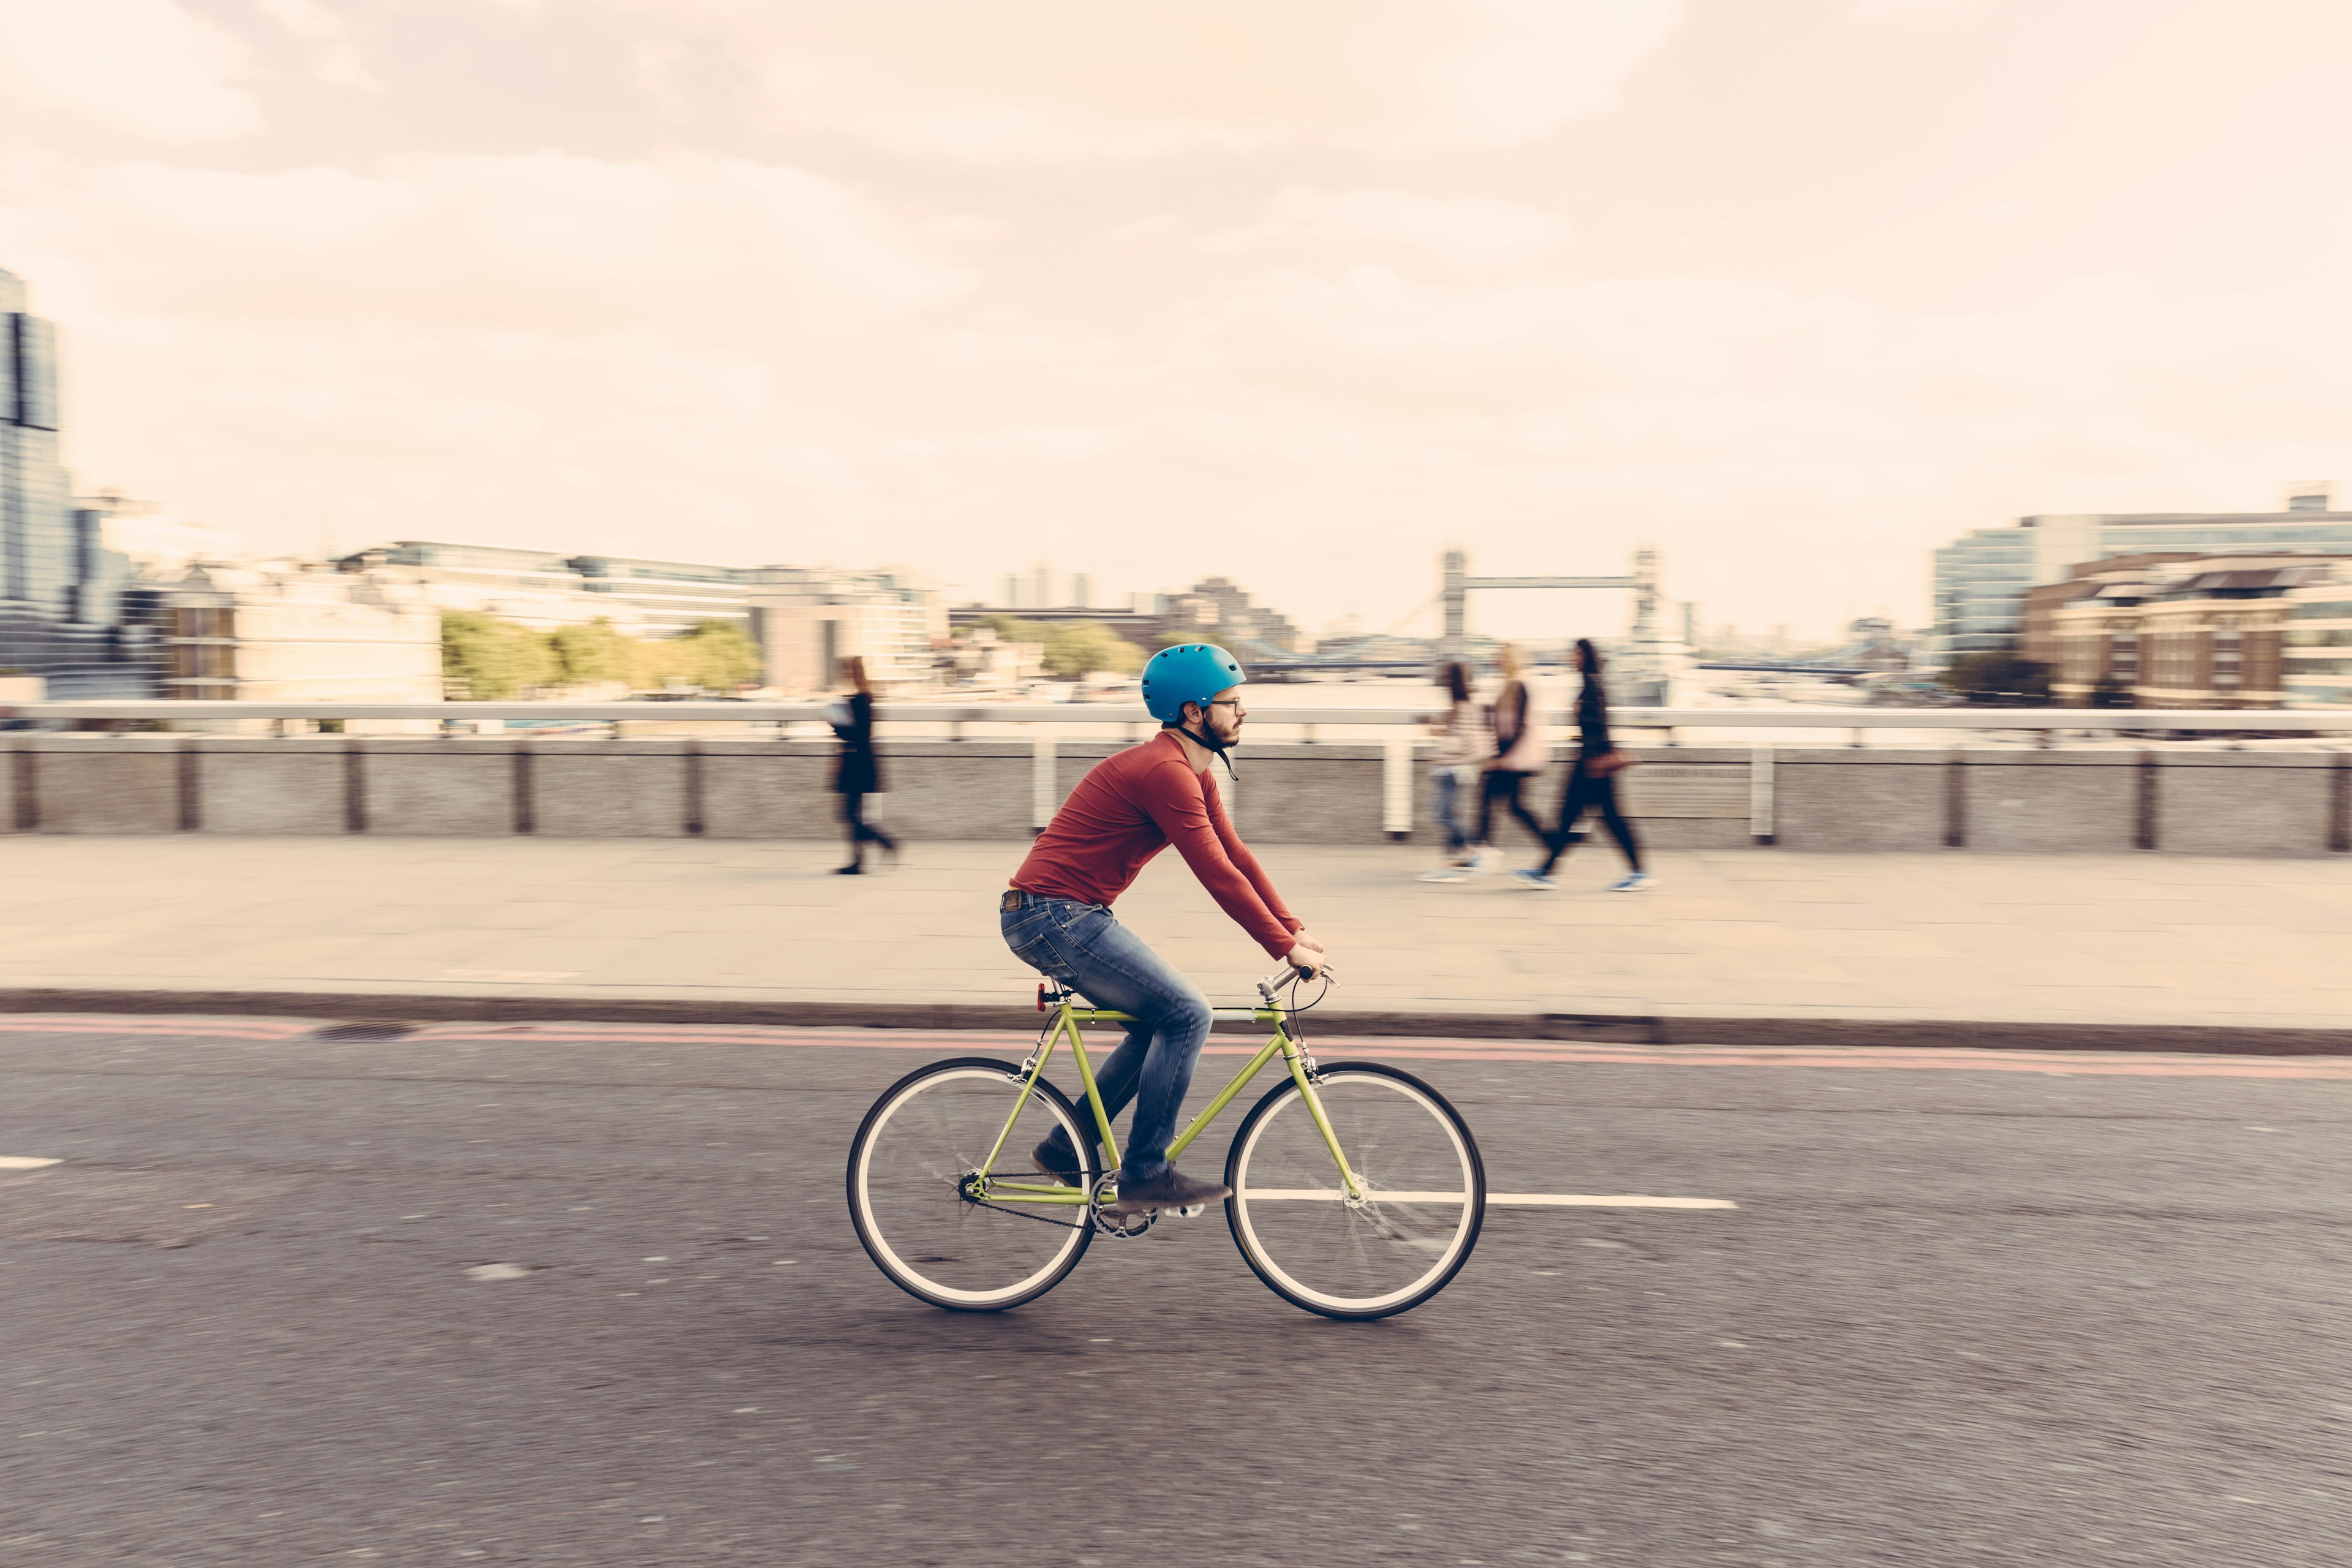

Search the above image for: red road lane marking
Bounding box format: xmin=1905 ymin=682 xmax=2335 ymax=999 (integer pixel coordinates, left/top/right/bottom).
xmin=4 ymin=1015 xmax=2345 ymax=1079
xmin=0 ymin=1016 xmax=320 ymax=1041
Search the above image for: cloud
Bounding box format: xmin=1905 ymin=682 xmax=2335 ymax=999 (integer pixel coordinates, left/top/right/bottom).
xmin=0 ymin=0 xmax=262 ymax=140
xmin=1209 ymin=189 xmax=1569 ymax=265
xmin=252 ymin=0 xmax=383 ymax=92
xmin=26 ymin=153 xmax=972 ymax=333
xmin=650 ymin=0 xmax=1681 ymax=161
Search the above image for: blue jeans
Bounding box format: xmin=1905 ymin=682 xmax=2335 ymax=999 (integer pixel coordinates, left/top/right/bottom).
xmin=1000 ymin=894 xmax=1212 ymax=1182
xmin=1431 ymin=765 xmax=1474 ymax=854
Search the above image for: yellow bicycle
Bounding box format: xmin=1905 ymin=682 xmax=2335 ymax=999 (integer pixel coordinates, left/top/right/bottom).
xmin=846 ymin=970 xmax=1485 ymax=1319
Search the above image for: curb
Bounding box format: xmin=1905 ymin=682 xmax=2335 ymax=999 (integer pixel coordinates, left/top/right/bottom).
xmin=1 ymin=988 xmax=2348 ymax=1057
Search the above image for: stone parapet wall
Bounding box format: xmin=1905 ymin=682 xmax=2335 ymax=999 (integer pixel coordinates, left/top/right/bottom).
xmin=2 ymin=736 xmax=2346 ymax=855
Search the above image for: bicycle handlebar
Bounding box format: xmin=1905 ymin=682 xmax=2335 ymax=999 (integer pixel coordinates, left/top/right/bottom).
xmin=1257 ymin=963 xmax=1336 ymax=1004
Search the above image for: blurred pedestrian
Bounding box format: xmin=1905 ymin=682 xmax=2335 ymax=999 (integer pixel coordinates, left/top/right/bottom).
xmin=1515 ymin=638 xmax=1647 ymax=891
xmin=1417 ymin=661 xmax=1490 ymax=882
xmin=829 ymin=655 xmax=897 ymax=875
xmin=1467 ymin=642 xmax=1548 ymax=872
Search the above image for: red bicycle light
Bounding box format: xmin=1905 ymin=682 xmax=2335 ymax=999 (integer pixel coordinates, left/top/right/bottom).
xmin=1038 ymin=983 xmax=1049 ymax=1012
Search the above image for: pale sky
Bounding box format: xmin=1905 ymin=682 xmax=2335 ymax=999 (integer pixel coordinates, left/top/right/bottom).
xmin=4 ymin=0 xmax=2351 ymax=642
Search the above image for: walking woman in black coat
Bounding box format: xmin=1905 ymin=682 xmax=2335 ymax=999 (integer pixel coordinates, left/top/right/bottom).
xmin=829 ymin=656 xmax=897 ymax=875
xmin=1515 ymin=638 xmax=1647 ymax=891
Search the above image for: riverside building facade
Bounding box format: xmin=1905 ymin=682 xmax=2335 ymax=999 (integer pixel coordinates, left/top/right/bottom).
xmin=158 ymin=562 xmax=443 ymax=704
xmin=1931 ymin=488 xmax=2352 ymax=666
xmin=338 ymin=540 xmax=947 ymax=692
xmin=2043 ymin=555 xmax=2350 ymax=709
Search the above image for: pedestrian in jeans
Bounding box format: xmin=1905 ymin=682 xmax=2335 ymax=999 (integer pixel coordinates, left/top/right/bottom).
xmin=1418 ymin=660 xmax=1490 ymax=883
xmin=1466 ymin=642 xmax=1548 ymax=873
xmin=829 ymin=656 xmax=897 ymax=875
xmin=1516 ymin=638 xmax=1648 ymax=891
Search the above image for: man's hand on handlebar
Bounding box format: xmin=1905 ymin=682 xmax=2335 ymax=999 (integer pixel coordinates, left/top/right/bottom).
xmin=1289 ymin=929 xmax=1326 ymax=955
xmin=1284 ymin=943 xmax=1327 ymax=979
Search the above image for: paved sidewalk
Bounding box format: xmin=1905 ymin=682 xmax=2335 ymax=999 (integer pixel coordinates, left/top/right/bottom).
xmin=2 ymin=836 xmax=2350 ymax=1043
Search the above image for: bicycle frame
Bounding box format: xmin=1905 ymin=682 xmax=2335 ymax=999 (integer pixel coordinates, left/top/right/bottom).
xmin=973 ymin=996 xmax=1363 ymax=1211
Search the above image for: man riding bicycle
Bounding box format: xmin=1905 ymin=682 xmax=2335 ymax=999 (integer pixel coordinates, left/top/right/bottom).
xmin=1000 ymin=643 xmax=1328 ymax=1213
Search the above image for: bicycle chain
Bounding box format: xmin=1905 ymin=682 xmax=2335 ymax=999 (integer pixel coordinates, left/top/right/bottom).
xmin=968 ymin=1193 xmax=1088 ymax=1232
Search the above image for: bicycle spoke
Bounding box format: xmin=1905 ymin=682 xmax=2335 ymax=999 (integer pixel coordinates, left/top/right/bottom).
xmin=850 ymin=1063 xmax=1093 ymax=1310
xmin=1229 ymin=1066 xmax=1482 ymax=1319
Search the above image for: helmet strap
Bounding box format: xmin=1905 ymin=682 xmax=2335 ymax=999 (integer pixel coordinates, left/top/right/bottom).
xmin=1173 ymin=720 xmax=1238 ymax=780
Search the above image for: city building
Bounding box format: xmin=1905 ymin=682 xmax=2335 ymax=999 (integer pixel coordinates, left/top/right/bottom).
xmin=336 ymin=540 xmax=948 ymax=695
xmin=76 ymin=489 xmax=242 ymax=573
xmin=157 ymin=561 xmax=442 ymax=703
xmin=2019 ymin=553 xmax=2201 ymax=669
xmin=1 ymin=270 xmax=67 ymax=618
xmin=338 ymin=542 xmax=753 ymax=636
xmin=749 ymin=565 xmax=947 ymax=694
xmin=1156 ymin=576 xmax=1303 ymax=655
xmin=0 ymin=272 xmax=160 ymax=696
xmin=944 ymin=625 xmax=1047 ymax=690
xmin=1932 ymin=488 xmax=2352 ymax=663
xmin=571 ymin=554 xmax=760 ymax=637
xmin=2044 ymin=554 xmax=2350 ymax=709
xmin=2283 ymin=575 xmax=2352 ymax=708
xmin=334 ymin=540 xmax=654 ymax=635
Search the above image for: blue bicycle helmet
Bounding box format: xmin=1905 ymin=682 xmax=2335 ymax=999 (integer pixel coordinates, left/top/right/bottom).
xmin=1141 ymin=643 xmax=1245 ymax=724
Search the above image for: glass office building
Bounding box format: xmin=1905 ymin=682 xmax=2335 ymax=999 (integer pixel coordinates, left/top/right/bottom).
xmin=0 ymin=268 xmax=155 ymax=695
xmin=1931 ymin=502 xmax=2352 ymax=665
xmin=570 ymin=554 xmax=758 ymax=636
xmin=1 ymin=269 xmax=71 ymax=618
xmin=1932 ymin=525 xmax=2040 ymax=658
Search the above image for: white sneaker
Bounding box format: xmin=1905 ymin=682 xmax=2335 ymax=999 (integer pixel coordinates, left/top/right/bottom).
xmin=1608 ymin=871 xmax=1652 ymax=892
xmin=1417 ymin=865 xmax=1470 ymax=883
xmin=1468 ymin=846 xmax=1498 ymax=873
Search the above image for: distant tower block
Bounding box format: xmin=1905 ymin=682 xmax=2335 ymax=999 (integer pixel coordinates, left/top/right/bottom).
xmin=1004 ymin=573 xmax=1022 ymax=609
xmin=1072 ymin=573 xmax=1091 ymax=609
xmin=1033 ymin=565 xmax=1052 ymax=608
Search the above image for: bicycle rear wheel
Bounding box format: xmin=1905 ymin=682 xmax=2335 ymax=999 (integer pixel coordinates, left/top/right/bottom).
xmin=846 ymin=1057 xmax=1097 ymax=1312
xmin=1225 ymin=1062 xmax=1484 ymax=1320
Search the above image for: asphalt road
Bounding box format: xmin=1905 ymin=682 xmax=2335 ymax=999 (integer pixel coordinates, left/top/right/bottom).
xmin=1 ymin=1017 xmax=2348 ymax=1567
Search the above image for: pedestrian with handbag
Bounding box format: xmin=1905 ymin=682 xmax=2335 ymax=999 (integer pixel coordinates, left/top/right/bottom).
xmin=1465 ymin=641 xmax=1550 ymax=873
xmin=829 ymin=655 xmax=899 ymax=875
xmin=1515 ymin=638 xmax=1648 ymax=891
xmin=1416 ymin=660 xmax=1490 ymax=883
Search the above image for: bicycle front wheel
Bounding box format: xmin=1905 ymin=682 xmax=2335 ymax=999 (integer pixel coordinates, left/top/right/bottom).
xmin=1225 ymin=1062 xmax=1485 ymax=1320
xmin=846 ymin=1057 xmax=1097 ymax=1312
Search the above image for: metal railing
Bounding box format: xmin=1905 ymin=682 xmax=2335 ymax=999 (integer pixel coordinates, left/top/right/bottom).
xmin=6 ymin=701 xmax=2348 ymax=842
xmin=7 ymin=699 xmax=2352 ymax=731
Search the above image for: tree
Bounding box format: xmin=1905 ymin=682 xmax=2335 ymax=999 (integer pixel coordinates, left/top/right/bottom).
xmin=974 ymin=613 xmax=1037 ymax=643
xmin=549 ymin=618 xmax=636 ymax=685
xmin=1939 ymin=651 xmax=2052 ymax=706
xmin=441 ymin=611 xmax=559 ymax=699
xmin=1040 ymin=621 xmax=1145 ymax=677
xmin=643 ymin=619 xmax=764 ymax=692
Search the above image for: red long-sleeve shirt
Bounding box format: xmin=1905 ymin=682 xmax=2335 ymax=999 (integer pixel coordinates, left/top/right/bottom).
xmin=1010 ymin=731 xmax=1304 ymax=960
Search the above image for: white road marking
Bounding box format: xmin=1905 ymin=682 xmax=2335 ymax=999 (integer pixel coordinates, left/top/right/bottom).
xmin=1240 ymin=1188 xmax=1736 ymax=1209
xmin=0 ymin=1156 xmax=61 ymax=1170
xmin=462 ymin=1263 xmax=530 ymax=1282
xmin=1499 ymin=1194 xmax=1737 ymax=1210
